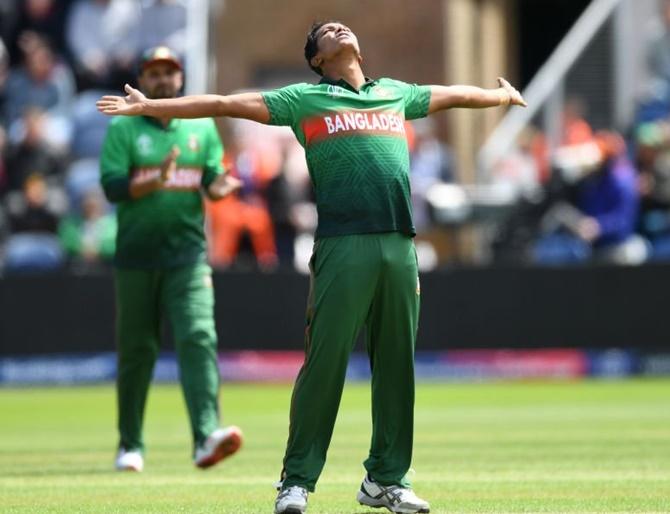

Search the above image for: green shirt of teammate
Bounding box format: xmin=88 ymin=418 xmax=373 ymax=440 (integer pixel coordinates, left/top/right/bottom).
xmin=100 ymin=115 xmax=224 ymax=268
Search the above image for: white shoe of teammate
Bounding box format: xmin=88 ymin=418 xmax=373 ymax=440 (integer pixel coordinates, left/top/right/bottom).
xmin=274 ymin=485 xmax=308 ymax=514
xmin=193 ymin=426 xmax=243 ymax=469
xmin=115 ymin=448 xmax=144 ymax=472
xmin=357 ymin=473 xmax=430 ymax=513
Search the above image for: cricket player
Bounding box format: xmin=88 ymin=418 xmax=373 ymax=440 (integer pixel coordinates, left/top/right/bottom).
xmin=99 ymin=46 xmax=243 ymax=473
xmin=97 ymin=24 xmax=525 ymax=512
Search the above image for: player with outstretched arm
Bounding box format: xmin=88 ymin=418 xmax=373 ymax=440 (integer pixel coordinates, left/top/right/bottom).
xmin=98 ymin=23 xmax=525 ymax=514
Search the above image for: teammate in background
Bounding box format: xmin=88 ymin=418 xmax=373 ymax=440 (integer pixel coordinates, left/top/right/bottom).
xmin=97 ymin=24 xmax=525 ymax=513
xmin=99 ymin=46 xmax=243 ymax=473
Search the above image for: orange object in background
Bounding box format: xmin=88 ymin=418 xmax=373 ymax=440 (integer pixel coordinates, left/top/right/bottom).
xmin=205 ymin=149 xmax=278 ymax=270
xmin=206 ymin=195 xmax=277 ymax=270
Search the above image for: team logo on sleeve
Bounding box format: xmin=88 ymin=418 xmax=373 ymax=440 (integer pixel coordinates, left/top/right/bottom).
xmin=372 ymin=86 xmax=391 ymax=98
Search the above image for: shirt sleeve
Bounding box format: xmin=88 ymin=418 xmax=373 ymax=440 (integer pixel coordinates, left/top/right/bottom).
xmin=391 ymin=79 xmax=431 ymax=120
xmin=261 ymin=83 xmax=307 ymax=126
xmin=201 ymin=119 xmax=225 ymax=188
xmin=99 ymin=118 xmax=132 ymax=203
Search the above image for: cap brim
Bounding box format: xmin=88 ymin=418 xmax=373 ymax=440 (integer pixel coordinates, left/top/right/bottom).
xmin=141 ymin=58 xmax=182 ymax=72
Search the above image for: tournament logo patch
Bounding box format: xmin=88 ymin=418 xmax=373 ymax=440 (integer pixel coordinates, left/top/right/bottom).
xmin=136 ymin=134 xmax=153 ymax=155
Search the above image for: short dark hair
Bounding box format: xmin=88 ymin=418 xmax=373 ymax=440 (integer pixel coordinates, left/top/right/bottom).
xmin=304 ymin=20 xmax=338 ymax=76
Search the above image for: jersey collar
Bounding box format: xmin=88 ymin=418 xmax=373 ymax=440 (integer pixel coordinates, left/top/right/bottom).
xmin=319 ymin=75 xmax=378 ymax=93
xmin=142 ymin=116 xmax=181 ymax=131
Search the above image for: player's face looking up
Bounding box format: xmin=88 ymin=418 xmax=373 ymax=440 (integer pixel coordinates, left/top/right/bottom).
xmin=139 ymin=63 xmax=183 ymax=100
xmin=310 ymin=22 xmax=361 ymax=70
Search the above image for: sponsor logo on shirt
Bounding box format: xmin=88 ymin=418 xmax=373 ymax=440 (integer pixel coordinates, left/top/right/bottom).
xmin=131 ymin=166 xmax=203 ymax=190
xmin=327 ymin=85 xmax=347 ymax=98
xmin=302 ymin=110 xmax=406 ymax=145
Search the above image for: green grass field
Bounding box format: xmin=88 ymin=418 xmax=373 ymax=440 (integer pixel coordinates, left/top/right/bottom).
xmin=1 ymin=380 xmax=669 ymax=513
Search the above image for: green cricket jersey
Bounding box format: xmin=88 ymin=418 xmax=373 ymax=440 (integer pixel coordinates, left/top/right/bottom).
xmin=262 ymin=77 xmax=431 ymax=238
xmin=100 ymin=116 xmax=224 ymax=269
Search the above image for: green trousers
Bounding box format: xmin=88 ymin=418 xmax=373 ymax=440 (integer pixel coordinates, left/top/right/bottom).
xmin=114 ymin=263 xmax=220 ymax=452
xmin=282 ymin=232 xmax=420 ymax=492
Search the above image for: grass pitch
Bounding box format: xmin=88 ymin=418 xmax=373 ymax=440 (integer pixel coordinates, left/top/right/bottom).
xmin=1 ymin=380 xmax=669 ymax=513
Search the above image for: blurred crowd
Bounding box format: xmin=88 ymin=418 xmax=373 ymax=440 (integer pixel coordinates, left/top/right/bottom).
xmin=486 ymin=0 xmax=670 ymax=266
xmin=0 ymin=0 xmax=459 ymax=274
xmin=0 ymin=0 xmax=188 ymax=273
xmin=6 ymin=1 xmax=670 ymax=274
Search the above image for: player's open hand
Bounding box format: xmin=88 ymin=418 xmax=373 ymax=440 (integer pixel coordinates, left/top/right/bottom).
xmin=497 ymin=77 xmax=527 ymax=108
xmin=96 ymin=84 xmax=147 ymax=116
xmin=208 ymin=174 xmax=243 ymax=200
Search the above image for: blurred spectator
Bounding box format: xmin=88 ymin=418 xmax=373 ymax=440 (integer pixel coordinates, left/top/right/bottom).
xmin=265 ymin=135 xmax=315 ymax=267
xmin=138 ymin=0 xmax=187 ymax=56
xmin=4 ymin=107 xmax=65 ymax=193
xmin=491 ymin=127 xmax=542 ymax=201
xmin=1 ymin=33 xmax=75 ymax=127
xmin=206 ymin=142 xmax=279 ymax=271
xmin=65 ymin=0 xmax=140 ymax=90
xmin=8 ymin=173 xmax=59 ymax=233
xmin=530 ymin=98 xmax=594 ymax=183
xmin=58 ymin=188 xmax=116 ymax=267
xmin=635 ymin=119 xmax=670 ymax=260
xmin=561 ymin=98 xmax=594 ymax=146
xmin=409 ymin=118 xmax=456 ymax=231
xmin=533 ymin=132 xmax=647 ymax=265
xmin=7 ymin=0 xmax=72 ymax=63
xmin=4 ymin=173 xmax=64 ymax=273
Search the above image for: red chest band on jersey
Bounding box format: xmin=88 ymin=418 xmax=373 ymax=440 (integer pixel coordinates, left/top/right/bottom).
xmin=302 ymin=111 xmax=406 ymax=145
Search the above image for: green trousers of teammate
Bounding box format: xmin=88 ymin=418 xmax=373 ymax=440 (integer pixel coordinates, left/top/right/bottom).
xmin=115 ymin=263 xmax=220 ymax=453
xmin=282 ymin=232 xmax=420 ymax=492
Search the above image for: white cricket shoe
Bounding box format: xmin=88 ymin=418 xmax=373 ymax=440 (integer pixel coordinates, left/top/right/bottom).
xmin=274 ymin=485 xmax=308 ymax=514
xmin=357 ymin=474 xmax=430 ymax=513
xmin=115 ymin=448 xmax=144 ymax=472
xmin=193 ymin=426 xmax=243 ymax=469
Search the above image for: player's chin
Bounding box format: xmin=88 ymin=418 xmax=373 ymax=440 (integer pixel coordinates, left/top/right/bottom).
xmin=148 ymin=88 xmax=177 ymax=99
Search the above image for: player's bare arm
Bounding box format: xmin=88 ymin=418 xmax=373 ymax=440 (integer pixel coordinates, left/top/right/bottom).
xmin=129 ymin=145 xmax=180 ymax=199
xmin=207 ymin=173 xmax=243 ymax=201
xmin=428 ymin=77 xmax=526 ymax=113
xmin=97 ymin=84 xmax=271 ymax=123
